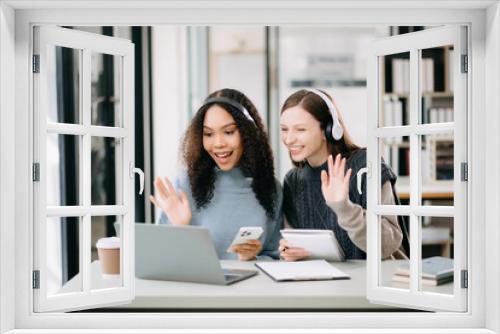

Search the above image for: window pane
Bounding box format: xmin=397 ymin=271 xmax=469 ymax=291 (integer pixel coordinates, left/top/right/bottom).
xmin=380 ymin=215 xmax=410 ymax=290
xmin=379 ymin=52 xmax=410 ymax=127
xmin=91 ymin=216 xmax=122 ymax=290
xmin=46 ymin=216 xmax=81 ymax=295
xmin=91 ymin=137 xmax=123 ymax=205
xmin=420 ymin=134 xmax=454 ymax=206
xmin=46 ymin=46 xmax=81 ymax=124
xmin=46 ymin=133 xmax=80 ymax=206
xmin=419 ymin=46 xmax=454 ymax=124
xmin=420 ymin=216 xmax=454 ymax=295
xmin=379 ymin=136 xmax=410 ymax=205
xmin=91 ymin=52 xmax=123 ymax=127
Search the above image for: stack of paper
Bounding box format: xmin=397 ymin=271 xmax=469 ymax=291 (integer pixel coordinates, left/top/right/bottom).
xmin=255 ymin=260 xmax=350 ymax=282
xmin=392 ymin=256 xmax=454 ymax=286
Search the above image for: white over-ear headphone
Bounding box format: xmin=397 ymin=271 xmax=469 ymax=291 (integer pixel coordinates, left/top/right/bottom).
xmin=306 ymin=89 xmax=344 ymax=141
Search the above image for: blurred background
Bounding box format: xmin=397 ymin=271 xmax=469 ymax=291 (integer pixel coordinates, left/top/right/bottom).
xmin=46 ymin=25 xmax=456 ymax=294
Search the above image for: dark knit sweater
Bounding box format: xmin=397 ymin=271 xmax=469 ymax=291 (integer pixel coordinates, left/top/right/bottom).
xmin=283 ymin=149 xmax=397 ymax=260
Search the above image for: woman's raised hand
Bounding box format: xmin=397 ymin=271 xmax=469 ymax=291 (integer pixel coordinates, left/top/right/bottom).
xmin=320 ymin=154 xmax=352 ymax=207
xmin=149 ymin=176 xmax=192 ymax=226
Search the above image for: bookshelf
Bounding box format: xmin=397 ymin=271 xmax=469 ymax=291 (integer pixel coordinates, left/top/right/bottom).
xmin=382 ymin=27 xmax=455 ymax=259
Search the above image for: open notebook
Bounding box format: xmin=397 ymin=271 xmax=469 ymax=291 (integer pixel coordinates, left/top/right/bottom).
xmin=255 ymin=260 xmax=350 ymax=282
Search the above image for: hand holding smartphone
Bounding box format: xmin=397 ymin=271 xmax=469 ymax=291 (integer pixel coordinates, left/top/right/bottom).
xmin=227 ymin=226 xmax=263 ymax=252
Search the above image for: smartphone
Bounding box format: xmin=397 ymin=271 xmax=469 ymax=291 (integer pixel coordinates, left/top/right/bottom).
xmin=227 ymin=226 xmax=264 ymax=250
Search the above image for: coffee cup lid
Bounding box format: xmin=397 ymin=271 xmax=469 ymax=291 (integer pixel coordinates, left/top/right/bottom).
xmin=96 ymin=237 xmax=120 ymax=249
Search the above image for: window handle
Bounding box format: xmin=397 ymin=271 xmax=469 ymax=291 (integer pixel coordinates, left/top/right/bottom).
xmin=357 ymin=167 xmax=368 ymax=195
xmin=129 ymin=162 xmax=144 ymax=195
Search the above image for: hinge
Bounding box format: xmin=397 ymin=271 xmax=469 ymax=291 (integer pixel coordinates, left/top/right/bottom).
xmin=461 ymin=54 xmax=468 ymax=73
xmin=366 ymin=162 xmax=372 ymax=178
xmin=32 ymin=55 xmax=40 ymax=73
xmin=461 ymin=270 xmax=468 ymax=289
xmin=32 ymin=163 xmax=40 ymax=182
xmin=461 ymin=162 xmax=468 ymax=182
xmin=32 ymin=270 xmax=40 ymax=289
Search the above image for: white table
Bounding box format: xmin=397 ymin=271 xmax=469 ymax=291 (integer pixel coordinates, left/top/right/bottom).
xmin=78 ymin=260 xmax=453 ymax=311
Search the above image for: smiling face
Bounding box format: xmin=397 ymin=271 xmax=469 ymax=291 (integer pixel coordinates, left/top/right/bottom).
xmin=280 ymin=105 xmax=329 ymax=167
xmin=202 ymin=105 xmax=244 ymax=171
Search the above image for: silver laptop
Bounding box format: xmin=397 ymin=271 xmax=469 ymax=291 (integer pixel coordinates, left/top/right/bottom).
xmin=115 ymin=223 xmax=258 ymax=285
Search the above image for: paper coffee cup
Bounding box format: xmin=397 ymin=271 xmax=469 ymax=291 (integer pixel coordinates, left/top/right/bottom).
xmin=96 ymin=237 xmax=120 ymax=277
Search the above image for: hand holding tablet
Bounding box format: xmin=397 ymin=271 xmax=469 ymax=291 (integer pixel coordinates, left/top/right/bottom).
xmin=280 ymin=229 xmax=345 ymax=262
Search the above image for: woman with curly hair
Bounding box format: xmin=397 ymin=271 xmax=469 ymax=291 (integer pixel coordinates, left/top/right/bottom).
xmin=150 ymin=88 xmax=282 ymax=261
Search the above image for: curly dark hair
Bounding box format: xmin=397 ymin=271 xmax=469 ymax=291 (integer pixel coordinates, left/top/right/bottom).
xmin=182 ymin=88 xmax=277 ymax=219
xmin=281 ymin=89 xmax=361 ymax=167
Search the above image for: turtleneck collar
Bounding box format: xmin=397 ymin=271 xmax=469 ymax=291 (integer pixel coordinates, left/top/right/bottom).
xmin=214 ymin=166 xmax=253 ymax=192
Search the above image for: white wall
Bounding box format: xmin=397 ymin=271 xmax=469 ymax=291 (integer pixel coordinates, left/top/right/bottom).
xmin=151 ymin=26 xmax=189 ymax=222
xmin=209 ymin=26 xmax=267 ymax=127
xmin=276 ymin=27 xmax=388 ymax=180
xmin=485 ymin=3 xmax=500 ymax=332
xmin=0 ymin=3 xmax=16 ymax=332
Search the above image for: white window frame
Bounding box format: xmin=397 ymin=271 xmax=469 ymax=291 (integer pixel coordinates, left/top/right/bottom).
xmin=366 ymin=26 xmax=468 ymax=312
xmin=32 ymin=26 xmax=136 ymax=312
xmin=0 ymin=1 xmax=498 ymax=333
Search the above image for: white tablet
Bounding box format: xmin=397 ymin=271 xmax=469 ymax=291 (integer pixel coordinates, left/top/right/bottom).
xmin=280 ymin=229 xmax=345 ymax=262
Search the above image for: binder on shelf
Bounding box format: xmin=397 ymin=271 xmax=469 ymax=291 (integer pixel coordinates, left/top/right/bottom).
xmin=391 ymin=256 xmax=454 ymax=286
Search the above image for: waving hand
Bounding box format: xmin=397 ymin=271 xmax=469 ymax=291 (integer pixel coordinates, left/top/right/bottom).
xmin=150 ymin=176 xmax=192 ymax=226
xmin=320 ymin=154 xmax=353 ymax=207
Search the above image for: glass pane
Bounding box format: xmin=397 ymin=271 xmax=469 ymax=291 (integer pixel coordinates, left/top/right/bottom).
xmin=379 ymin=52 xmax=410 ymax=127
xmin=420 ymin=216 xmax=454 ymax=295
xmin=46 ymin=216 xmax=82 ymax=295
xmin=46 ymin=133 xmax=80 ymax=206
xmin=91 ymin=52 xmax=123 ymax=127
xmin=46 ymin=46 xmax=81 ymax=124
xmin=379 ymin=136 xmax=410 ymax=205
xmin=420 ymin=46 xmax=454 ymax=124
xmin=380 ymin=215 xmax=410 ymax=290
xmin=420 ymin=134 xmax=454 ymax=206
xmin=91 ymin=137 xmax=123 ymax=205
xmin=91 ymin=216 xmax=122 ymax=289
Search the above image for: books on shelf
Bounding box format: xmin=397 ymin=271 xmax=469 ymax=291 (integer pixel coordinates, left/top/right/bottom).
xmin=382 ymin=95 xmax=404 ymax=129
xmin=391 ymin=57 xmax=435 ymax=94
xmin=391 ymin=256 xmax=454 ymax=286
xmin=422 ymin=58 xmax=435 ymax=93
xmin=429 ymin=107 xmax=453 ymax=123
xmin=392 ymin=273 xmax=453 ymax=286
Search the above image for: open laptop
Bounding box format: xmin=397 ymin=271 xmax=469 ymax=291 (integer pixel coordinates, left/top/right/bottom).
xmin=115 ymin=223 xmax=258 ymax=285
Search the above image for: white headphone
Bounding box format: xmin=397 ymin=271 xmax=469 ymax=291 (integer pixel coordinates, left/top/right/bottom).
xmin=306 ymin=89 xmax=344 ymax=141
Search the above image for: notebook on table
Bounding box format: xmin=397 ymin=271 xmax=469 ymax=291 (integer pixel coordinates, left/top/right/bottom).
xmin=280 ymin=229 xmax=345 ymax=262
xmin=255 ymin=260 xmax=350 ymax=282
